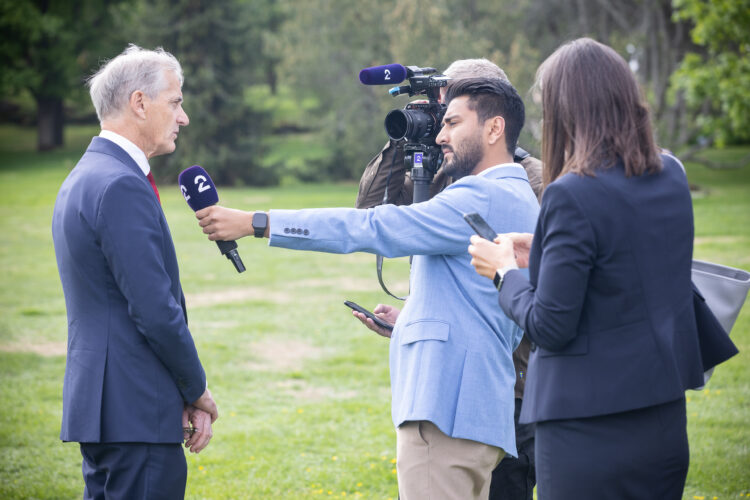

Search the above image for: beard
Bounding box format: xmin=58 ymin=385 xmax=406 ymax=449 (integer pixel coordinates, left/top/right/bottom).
xmin=442 ymin=134 xmax=484 ymax=180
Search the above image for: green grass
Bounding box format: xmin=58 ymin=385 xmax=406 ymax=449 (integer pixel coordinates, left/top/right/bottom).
xmin=0 ymin=125 xmax=747 ymax=499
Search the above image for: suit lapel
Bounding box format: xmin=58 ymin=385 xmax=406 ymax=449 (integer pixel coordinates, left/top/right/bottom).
xmin=88 ymin=136 xmax=148 ymax=180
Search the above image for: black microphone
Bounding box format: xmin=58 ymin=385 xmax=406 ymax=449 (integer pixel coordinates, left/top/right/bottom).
xmin=359 ymin=63 xmax=408 ymax=85
xmin=178 ymin=165 xmax=245 ymax=273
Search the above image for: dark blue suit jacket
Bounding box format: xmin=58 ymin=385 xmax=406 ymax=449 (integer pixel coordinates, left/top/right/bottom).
xmin=499 ymin=154 xmax=705 ymax=424
xmin=52 ymin=137 xmax=206 ymax=443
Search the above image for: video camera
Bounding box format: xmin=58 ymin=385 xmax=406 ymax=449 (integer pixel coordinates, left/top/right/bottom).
xmin=359 ymin=63 xmax=450 ymax=203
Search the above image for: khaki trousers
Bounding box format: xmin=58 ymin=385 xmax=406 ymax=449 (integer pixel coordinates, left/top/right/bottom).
xmin=396 ymin=420 xmax=504 ymax=500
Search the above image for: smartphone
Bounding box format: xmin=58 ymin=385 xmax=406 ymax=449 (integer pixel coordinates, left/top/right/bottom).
xmin=463 ymin=212 xmax=498 ymax=241
xmin=344 ymin=300 xmax=394 ymax=331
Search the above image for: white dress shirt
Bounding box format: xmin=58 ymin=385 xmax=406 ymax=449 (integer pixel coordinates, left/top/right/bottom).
xmin=99 ymin=130 xmax=150 ymax=176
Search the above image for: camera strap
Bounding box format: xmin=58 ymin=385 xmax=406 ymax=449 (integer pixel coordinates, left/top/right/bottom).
xmin=376 ymin=146 xmax=408 ymax=301
xmin=376 ymin=254 xmax=407 ymax=301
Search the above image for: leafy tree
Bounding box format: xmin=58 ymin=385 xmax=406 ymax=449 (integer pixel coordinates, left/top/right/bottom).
xmin=272 ymin=0 xmax=396 ymax=181
xmin=124 ymin=0 xmax=280 ymax=185
xmin=0 ymin=0 xmax=131 ymax=150
xmin=274 ymin=0 xmax=538 ymax=180
xmin=671 ymin=0 xmax=750 ymax=147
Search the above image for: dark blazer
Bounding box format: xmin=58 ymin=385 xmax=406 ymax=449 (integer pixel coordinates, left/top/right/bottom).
xmin=499 ymin=154 xmax=705 ymax=424
xmin=52 ymin=137 xmax=206 ymax=443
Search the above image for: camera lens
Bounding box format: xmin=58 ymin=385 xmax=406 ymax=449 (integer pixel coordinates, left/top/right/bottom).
xmin=384 ymin=110 xmax=408 ymax=141
xmin=385 ymin=109 xmax=436 ymax=141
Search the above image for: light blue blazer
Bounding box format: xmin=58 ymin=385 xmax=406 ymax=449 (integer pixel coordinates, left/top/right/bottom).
xmin=52 ymin=137 xmax=206 ymax=443
xmin=270 ymin=164 xmax=539 ymax=455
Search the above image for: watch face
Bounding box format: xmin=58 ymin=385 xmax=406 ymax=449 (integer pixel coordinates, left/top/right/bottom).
xmin=253 ymin=212 xmax=268 ymax=228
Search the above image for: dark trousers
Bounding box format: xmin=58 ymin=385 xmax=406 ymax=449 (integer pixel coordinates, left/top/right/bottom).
xmin=80 ymin=442 xmax=187 ymax=500
xmin=489 ymin=398 xmax=536 ymax=500
xmin=535 ymin=397 xmax=688 ymax=500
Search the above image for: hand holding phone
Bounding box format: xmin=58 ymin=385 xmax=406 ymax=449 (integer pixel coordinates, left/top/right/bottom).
xmin=344 ymin=300 xmax=394 ymax=332
xmin=463 ymin=213 xmax=499 ymax=241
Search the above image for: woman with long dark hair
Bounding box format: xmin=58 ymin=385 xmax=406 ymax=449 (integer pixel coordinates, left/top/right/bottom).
xmin=468 ymin=38 xmax=704 ymax=498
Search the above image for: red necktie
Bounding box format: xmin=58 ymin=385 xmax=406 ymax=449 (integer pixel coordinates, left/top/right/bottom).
xmin=146 ymin=171 xmax=161 ymax=203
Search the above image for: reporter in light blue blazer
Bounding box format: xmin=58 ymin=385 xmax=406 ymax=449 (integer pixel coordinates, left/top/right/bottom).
xmin=469 ymin=39 xmax=704 ymax=500
xmin=195 ymin=79 xmax=539 ymax=499
xmin=52 ymin=45 xmax=217 ymax=500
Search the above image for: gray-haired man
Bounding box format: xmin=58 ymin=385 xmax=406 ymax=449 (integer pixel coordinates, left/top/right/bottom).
xmin=52 ymin=45 xmax=217 ymax=499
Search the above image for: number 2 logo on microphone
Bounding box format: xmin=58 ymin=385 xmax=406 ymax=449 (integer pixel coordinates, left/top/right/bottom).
xmin=194 ymin=175 xmax=211 ymax=193
xmin=180 ymin=175 xmax=212 ymax=202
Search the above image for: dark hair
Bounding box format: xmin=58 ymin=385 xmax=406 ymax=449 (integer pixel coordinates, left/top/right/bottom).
xmin=537 ymin=38 xmax=661 ymax=185
xmin=444 ymin=77 xmax=525 ymax=156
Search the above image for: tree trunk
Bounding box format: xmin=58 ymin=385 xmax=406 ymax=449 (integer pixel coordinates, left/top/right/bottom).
xmin=36 ymin=95 xmax=64 ymax=151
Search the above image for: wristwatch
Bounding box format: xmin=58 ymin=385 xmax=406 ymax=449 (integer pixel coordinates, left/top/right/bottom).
xmin=493 ymin=264 xmax=518 ymax=292
xmin=252 ymin=212 xmax=268 ymax=238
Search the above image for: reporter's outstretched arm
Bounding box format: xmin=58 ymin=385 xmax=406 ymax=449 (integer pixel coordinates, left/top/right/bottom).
xmin=197 ymin=206 xmax=266 ymax=241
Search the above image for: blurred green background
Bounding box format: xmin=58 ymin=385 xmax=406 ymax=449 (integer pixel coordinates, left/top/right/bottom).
xmin=2 ymin=0 xmax=749 ymax=185
xmin=1 ymin=0 xmax=749 ymax=498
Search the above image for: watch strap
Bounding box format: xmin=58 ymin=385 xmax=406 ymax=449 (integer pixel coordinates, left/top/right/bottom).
xmin=494 ymin=264 xmax=518 ymax=292
xmin=252 ymin=212 xmax=268 ymax=238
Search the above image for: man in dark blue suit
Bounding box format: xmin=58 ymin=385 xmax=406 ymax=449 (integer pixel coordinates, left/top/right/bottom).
xmin=52 ymin=45 xmax=218 ymax=499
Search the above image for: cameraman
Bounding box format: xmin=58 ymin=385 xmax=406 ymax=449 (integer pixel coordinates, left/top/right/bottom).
xmin=354 ymin=59 xmax=541 ymax=500
xmin=356 ymin=59 xmax=543 ymax=207
xmin=195 ymin=78 xmax=539 ymax=499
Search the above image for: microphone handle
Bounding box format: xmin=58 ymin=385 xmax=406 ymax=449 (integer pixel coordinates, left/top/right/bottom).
xmin=215 ymin=240 xmax=246 ymax=273
xmin=215 ymin=239 xmax=237 ymax=255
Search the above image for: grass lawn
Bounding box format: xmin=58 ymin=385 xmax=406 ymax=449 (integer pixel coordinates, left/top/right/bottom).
xmin=0 ymin=125 xmax=748 ymax=499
